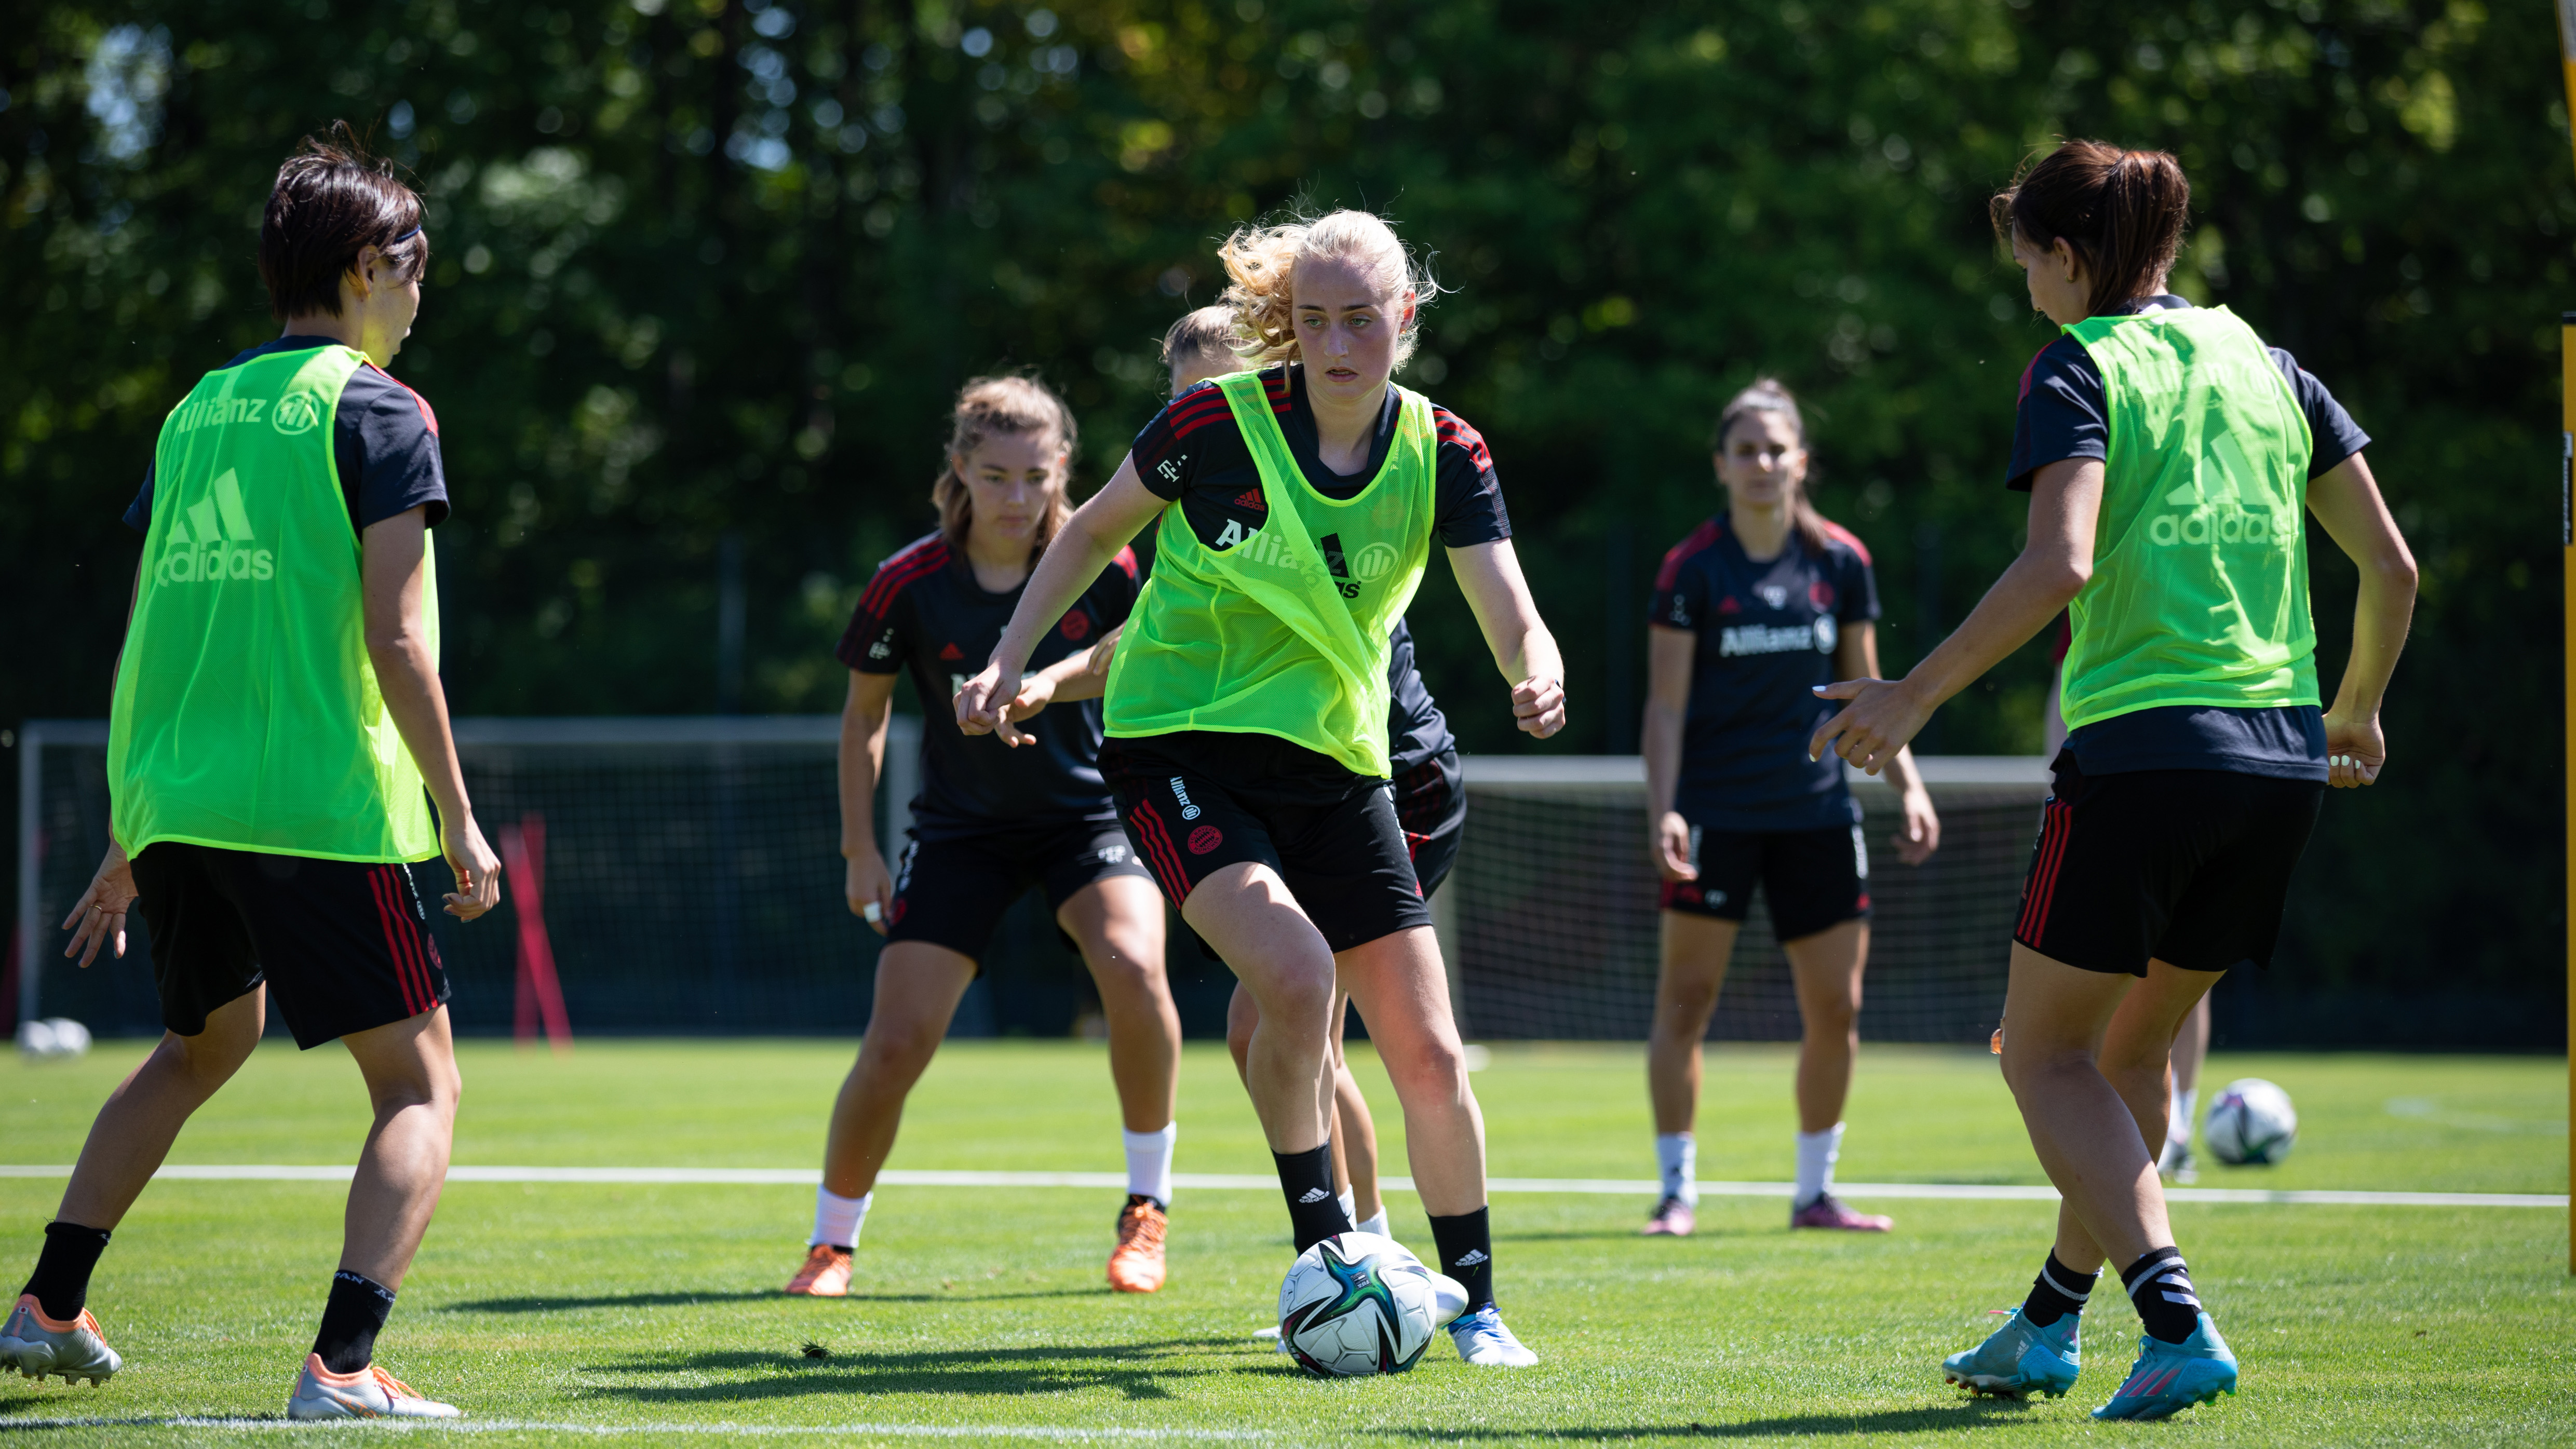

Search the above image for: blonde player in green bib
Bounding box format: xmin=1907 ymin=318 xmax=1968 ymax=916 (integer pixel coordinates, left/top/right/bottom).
xmin=1809 ymin=141 xmax=2416 ymax=1420
xmin=959 ymin=210 xmax=1563 ymax=1366
xmin=2 ymin=129 xmax=500 ymax=1420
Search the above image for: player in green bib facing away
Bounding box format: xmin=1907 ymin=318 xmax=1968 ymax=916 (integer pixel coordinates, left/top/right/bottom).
xmin=2 ymin=129 xmax=501 ymax=1419
xmin=960 ymin=210 xmax=1564 ymax=1366
xmin=1810 ymin=142 xmax=2416 ymax=1420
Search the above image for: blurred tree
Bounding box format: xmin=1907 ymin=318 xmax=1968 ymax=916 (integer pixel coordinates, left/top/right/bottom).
xmin=1 ymin=0 xmax=2561 ymax=1034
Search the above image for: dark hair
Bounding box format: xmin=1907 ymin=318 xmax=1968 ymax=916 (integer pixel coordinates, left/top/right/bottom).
xmin=1714 ymin=378 xmax=1831 ymax=556
xmin=259 ymin=121 xmax=427 ymax=322
xmin=1991 ymin=140 xmax=2189 ymax=317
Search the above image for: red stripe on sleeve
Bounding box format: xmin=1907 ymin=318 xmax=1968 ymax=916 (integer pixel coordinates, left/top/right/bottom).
xmin=1653 ymin=519 xmax=1722 ymax=591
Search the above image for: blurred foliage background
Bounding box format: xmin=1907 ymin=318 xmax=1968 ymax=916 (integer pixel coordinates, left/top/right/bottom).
xmin=2 ymin=0 xmax=2562 ymax=1041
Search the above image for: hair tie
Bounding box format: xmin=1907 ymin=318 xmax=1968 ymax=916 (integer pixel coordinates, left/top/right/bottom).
xmin=387 ymin=223 xmax=422 ymax=246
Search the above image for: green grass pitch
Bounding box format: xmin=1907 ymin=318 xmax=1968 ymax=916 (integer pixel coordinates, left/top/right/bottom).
xmin=1 ymin=1037 xmax=2567 ymax=1444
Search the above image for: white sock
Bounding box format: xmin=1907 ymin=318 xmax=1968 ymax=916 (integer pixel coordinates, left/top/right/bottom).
xmin=1655 ymin=1133 xmax=1698 ymax=1206
xmin=1123 ymin=1122 xmax=1177 ymax=1206
xmin=2169 ymin=1089 xmax=2199 ymax=1149
xmin=1795 ymin=1123 xmax=1845 ymax=1207
xmin=1355 ymin=1209 xmax=1388 ymax=1239
xmin=1337 ymin=1188 xmax=1357 ymax=1225
xmin=812 ymin=1185 xmax=872 ymax=1249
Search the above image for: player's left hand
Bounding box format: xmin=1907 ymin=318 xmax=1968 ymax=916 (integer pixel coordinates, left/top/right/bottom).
xmin=956 ymin=662 xmax=1033 ymax=747
xmin=2321 ymin=706 xmax=2385 ymax=788
xmin=1511 ymin=675 xmax=1565 ymax=739
xmin=1005 ymin=670 xmax=1058 ymax=728
xmin=1893 ymin=788 xmax=1941 ymax=866
xmin=61 ymin=843 xmax=138 ymax=968
xmin=1808 ymin=676 xmax=1930 ymax=776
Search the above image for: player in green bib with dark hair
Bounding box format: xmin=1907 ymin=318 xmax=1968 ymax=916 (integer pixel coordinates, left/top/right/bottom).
xmin=1 ymin=126 xmax=500 ymax=1420
xmin=1809 ymin=141 xmax=2417 ymax=1420
xmin=959 ymin=209 xmax=1564 ymax=1366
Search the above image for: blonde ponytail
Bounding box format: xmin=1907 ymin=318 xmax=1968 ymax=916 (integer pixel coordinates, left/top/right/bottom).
xmin=1217 ymin=208 xmax=1434 ymax=370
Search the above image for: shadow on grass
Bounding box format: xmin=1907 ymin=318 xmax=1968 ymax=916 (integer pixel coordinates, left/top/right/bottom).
xmin=442 ymin=1285 xmax=1102 ymax=1314
xmin=1372 ymin=1401 xmax=2040 ymax=1439
xmin=573 ymin=1336 xmax=1256 ymax=1404
xmin=1493 ymin=1228 xmax=1762 ymax=1245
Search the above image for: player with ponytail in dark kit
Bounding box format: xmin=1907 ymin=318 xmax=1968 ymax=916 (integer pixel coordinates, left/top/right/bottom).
xmin=1640 ymin=380 xmax=1940 ymax=1240
xmin=1809 ymin=141 xmax=2416 ymax=1420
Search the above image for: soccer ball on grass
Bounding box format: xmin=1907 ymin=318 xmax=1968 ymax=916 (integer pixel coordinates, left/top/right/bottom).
xmin=2204 ymin=1077 xmax=2297 ymax=1165
xmin=1277 ymin=1232 xmax=1444 ymax=1378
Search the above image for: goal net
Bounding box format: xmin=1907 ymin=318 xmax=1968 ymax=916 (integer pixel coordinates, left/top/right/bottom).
xmin=1440 ymin=756 xmax=2048 ymax=1044
xmin=17 ymin=720 xmax=2043 ymax=1045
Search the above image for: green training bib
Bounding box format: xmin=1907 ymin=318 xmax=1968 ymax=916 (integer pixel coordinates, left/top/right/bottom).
xmin=1104 ymin=369 xmax=1435 ymax=777
xmin=2057 ymin=305 xmax=2318 ymax=733
xmin=109 ymin=344 xmax=441 ymax=863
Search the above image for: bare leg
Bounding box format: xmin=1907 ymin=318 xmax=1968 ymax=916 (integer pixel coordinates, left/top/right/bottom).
xmin=1058 ymin=876 xmax=1179 ymax=1133
xmin=57 ymin=987 xmax=267 ymax=1229
xmin=1999 ymin=945 xmax=2205 ymax=1276
xmin=1338 ymin=927 xmax=1481 ymax=1216
xmin=1782 ymin=920 xmax=1867 ymax=1134
xmin=1184 ymin=863 xmax=1335 ymax=1154
xmin=820 ymin=944 xmax=977 ymax=1198
xmin=334 ymin=1007 xmax=463 ymax=1289
xmin=2172 ymin=995 xmax=2210 ymax=1096
xmin=1231 ymin=984 xmax=1381 ymax=1211
xmin=1648 ymin=913 xmax=1737 ymax=1135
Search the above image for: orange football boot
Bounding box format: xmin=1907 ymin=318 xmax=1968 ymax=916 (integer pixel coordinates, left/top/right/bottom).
xmin=784 ymin=1244 xmax=854 ymax=1297
xmin=1105 ymin=1196 xmax=1167 ymax=1293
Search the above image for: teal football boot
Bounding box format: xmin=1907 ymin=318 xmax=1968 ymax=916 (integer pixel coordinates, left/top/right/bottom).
xmin=1941 ymin=1307 xmax=2080 ymax=1399
xmin=2091 ymin=1314 xmax=2237 ymax=1420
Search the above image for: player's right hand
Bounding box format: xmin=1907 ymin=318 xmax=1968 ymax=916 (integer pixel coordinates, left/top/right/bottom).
xmin=1653 ymin=811 xmax=1696 ymax=883
xmin=61 ymin=843 xmax=138 ymax=967
xmin=2321 ymin=706 xmax=2384 ymax=789
xmin=955 ymin=662 xmax=1032 ymax=747
xmin=443 ymin=816 xmax=503 ymax=921
xmin=845 ymin=848 xmax=895 ymax=936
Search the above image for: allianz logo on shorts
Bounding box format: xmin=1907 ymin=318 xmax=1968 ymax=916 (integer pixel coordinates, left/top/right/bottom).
xmin=154 ymin=468 xmax=276 ymax=585
xmin=1718 ymin=616 xmax=1836 ymax=657
xmin=1168 ymin=777 xmax=1201 ymax=820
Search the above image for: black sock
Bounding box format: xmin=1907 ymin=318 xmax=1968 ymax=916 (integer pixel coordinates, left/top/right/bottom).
xmin=21 ymin=1222 xmax=111 ymax=1322
xmin=312 ymin=1271 xmax=397 ymax=1375
xmin=2019 ymin=1251 xmax=2098 ymax=1329
xmin=2119 ymin=1247 xmax=2202 ymax=1345
xmin=1428 ymin=1208 xmax=1494 ymax=1315
xmin=1273 ymin=1144 xmax=1350 ymax=1252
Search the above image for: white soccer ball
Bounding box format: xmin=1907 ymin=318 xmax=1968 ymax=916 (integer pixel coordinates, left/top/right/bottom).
xmin=15 ymin=1018 xmax=89 ymax=1061
xmin=1277 ymin=1232 xmax=1441 ymax=1378
xmin=2205 ymin=1077 xmax=2297 ymax=1166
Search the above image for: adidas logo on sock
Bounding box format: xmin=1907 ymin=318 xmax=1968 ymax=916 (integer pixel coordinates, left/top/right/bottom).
xmin=1450 ymin=1249 xmax=1488 ymax=1267
xmin=1232 ymin=488 xmax=1265 ymax=511
xmin=1296 ymin=1187 xmax=1332 ymax=1204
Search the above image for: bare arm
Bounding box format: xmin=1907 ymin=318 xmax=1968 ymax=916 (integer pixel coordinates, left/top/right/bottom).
xmin=1446 ymin=538 xmax=1567 ymax=738
xmin=1643 ymin=625 xmax=1696 ymax=880
xmin=958 ymin=461 xmax=1164 ymax=741
xmin=1810 ymin=459 xmax=2101 ymax=773
xmin=62 ymin=564 xmax=146 ymax=966
xmin=1008 ymin=621 xmax=1123 ymax=719
xmin=1837 ymin=620 xmax=1938 ymax=863
xmin=838 ymin=668 xmax=900 ymax=929
xmin=362 ymin=506 xmax=498 ymax=919
xmin=2303 ymin=451 xmax=2417 ymax=787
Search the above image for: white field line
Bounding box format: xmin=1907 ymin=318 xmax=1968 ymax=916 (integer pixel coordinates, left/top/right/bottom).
xmin=0 ymin=1416 xmax=1265 ymax=1440
xmin=0 ymin=1164 xmax=2559 ymax=1209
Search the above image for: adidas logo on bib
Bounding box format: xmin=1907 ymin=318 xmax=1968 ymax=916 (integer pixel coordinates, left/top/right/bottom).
xmin=154 ymin=469 xmax=276 ymax=585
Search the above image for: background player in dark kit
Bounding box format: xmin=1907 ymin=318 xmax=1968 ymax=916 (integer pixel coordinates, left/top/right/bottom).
xmin=1640 ymin=378 xmax=1939 ymax=1239
xmin=791 ymin=375 xmax=1184 ymax=1298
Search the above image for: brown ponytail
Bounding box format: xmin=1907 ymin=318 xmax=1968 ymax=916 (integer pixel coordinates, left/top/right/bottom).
xmin=1715 ymin=378 xmax=1832 ymax=557
xmin=1991 ymin=140 xmax=2191 ymax=317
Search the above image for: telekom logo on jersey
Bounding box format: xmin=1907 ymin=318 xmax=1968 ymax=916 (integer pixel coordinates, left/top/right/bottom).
xmin=154 ymin=469 xmax=277 ymax=585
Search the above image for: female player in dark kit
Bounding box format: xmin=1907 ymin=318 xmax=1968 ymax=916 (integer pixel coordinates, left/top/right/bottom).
xmin=959 ymin=210 xmax=1563 ymax=1366
xmin=793 ymin=375 xmax=1186 ymax=1299
xmin=1640 ymin=379 xmax=1939 ymax=1240
xmin=1810 ymin=141 xmax=2413 ymax=1420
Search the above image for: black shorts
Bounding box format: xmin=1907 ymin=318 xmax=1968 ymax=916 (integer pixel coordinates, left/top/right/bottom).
xmin=1100 ymin=731 xmax=1433 ymax=954
xmin=1392 ymin=750 xmax=1467 ymax=900
xmin=1658 ymin=818 xmax=1871 ymax=943
xmin=2014 ymin=751 xmax=2325 ymax=977
xmin=129 ymin=842 xmax=450 ymax=1050
xmin=885 ymin=818 xmax=1150 ymax=967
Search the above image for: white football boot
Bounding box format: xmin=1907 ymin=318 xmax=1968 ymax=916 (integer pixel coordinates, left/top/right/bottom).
xmin=287 ymin=1353 xmax=462 ymax=1419
xmin=1 ymin=1294 xmax=121 ymax=1385
xmin=1447 ymin=1305 xmax=1539 ymax=1367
